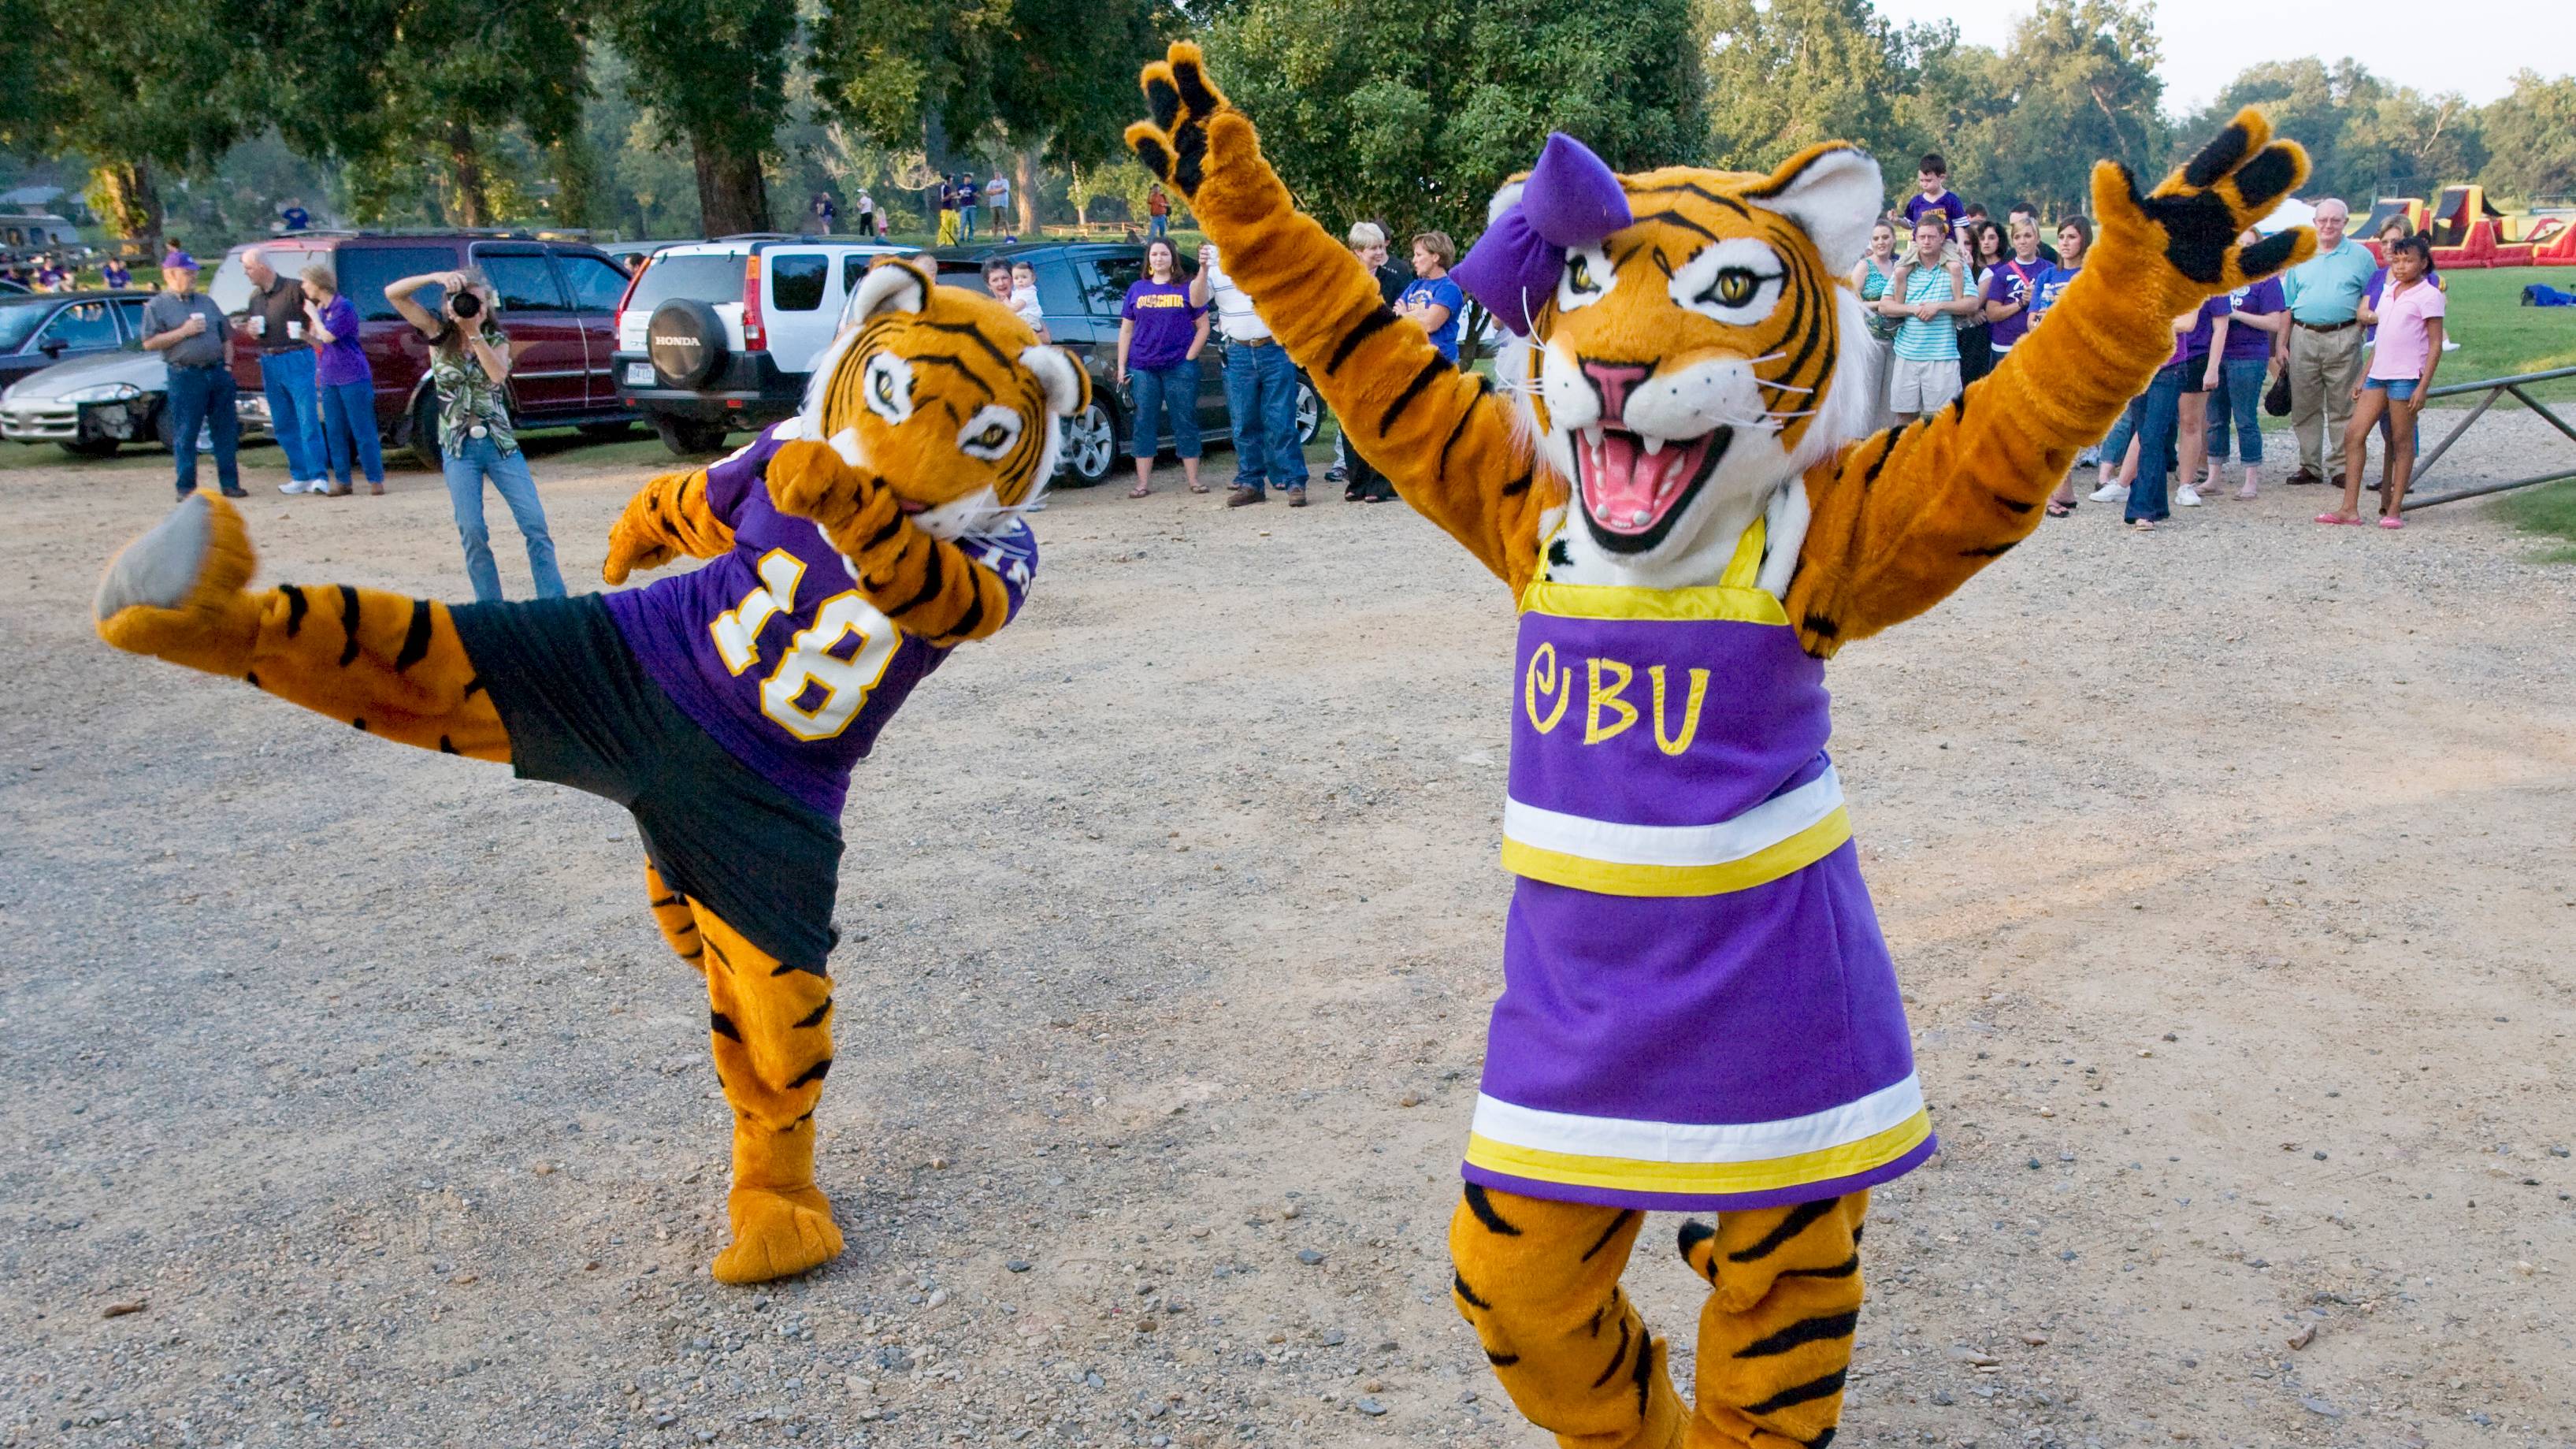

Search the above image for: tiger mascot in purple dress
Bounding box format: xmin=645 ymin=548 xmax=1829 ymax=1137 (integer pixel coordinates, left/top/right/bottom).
xmin=1125 ymin=43 xmax=2311 ymax=1448
xmin=93 ymin=258 xmax=1086 ymax=1285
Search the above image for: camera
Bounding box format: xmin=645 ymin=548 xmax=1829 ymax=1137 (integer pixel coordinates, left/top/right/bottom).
xmin=450 ymin=290 xmax=482 ymax=319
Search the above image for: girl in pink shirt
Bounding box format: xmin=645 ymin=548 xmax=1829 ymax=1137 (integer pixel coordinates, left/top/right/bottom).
xmin=2323 ymin=233 xmax=2444 ymax=528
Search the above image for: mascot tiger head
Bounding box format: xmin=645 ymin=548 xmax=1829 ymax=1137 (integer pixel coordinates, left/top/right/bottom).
xmin=796 ymin=257 xmax=1089 ymax=540
xmin=1459 ymin=137 xmax=1888 ymax=587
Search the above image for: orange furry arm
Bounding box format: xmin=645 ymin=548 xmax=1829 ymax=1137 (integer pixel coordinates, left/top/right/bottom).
xmin=602 ymin=466 xmax=737 ymax=585
xmin=763 ymin=440 xmax=1012 ymax=647
xmin=1787 ymin=110 xmax=2314 ymax=657
xmin=1126 ymin=43 xmax=1550 ymax=593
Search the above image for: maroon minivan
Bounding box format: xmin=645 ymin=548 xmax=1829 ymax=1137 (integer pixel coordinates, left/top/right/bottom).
xmin=214 ymin=232 xmax=634 ymax=466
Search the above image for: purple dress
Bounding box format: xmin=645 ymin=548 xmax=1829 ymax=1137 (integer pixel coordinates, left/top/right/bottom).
xmin=1461 ymin=525 xmax=1935 ymax=1212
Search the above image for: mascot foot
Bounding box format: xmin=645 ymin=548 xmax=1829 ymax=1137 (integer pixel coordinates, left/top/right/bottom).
xmin=711 ymin=1185 xmax=844 ymax=1284
xmin=94 ymin=490 xmax=262 ymax=674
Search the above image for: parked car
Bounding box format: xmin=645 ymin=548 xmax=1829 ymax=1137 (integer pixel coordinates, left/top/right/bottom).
xmin=932 ymin=243 xmax=1320 ymax=486
xmin=207 ymin=231 xmax=636 ymax=467
xmin=611 ymin=235 xmax=907 ymax=455
xmin=2 ymin=342 xmax=271 ymax=456
xmin=1 ymin=289 xmax=154 ymax=392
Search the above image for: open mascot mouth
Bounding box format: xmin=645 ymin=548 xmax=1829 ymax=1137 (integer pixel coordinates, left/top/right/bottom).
xmin=1572 ymin=423 xmax=1734 ymax=554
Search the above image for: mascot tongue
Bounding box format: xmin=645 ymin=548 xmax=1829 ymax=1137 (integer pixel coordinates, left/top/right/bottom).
xmin=1583 ymin=431 xmax=1707 ymax=531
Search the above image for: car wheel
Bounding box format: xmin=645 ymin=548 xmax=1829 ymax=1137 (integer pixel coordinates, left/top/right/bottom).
xmin=59 ymin=435 xmax=121 ymax=459
xmin=407 ymin=390 xmax=445 ymax=470
xmin=654 ymin=415 xmax=729 ymax=457
xmin=1294 ymin=375 xmax=1321 ymax=445
xmin=1059 ymin=398 xmax=1120 ymax=486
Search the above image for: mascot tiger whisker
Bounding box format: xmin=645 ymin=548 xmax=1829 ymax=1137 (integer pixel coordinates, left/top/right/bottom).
xmin=94 ymin=257 xmax=1086 ymax=1285
xmin=1127 ymin=43 xmax=2311 ymax=1447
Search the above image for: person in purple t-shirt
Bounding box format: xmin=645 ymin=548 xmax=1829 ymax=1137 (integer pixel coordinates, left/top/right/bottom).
xmin=2170 ymin=292 xmax=2231 ymax=507
xmin=93 ymin=258 xmax=1084 ymax=1287
xmin=299 ymin=261 xmax=384 ymax=494
xmin=2203 ymin=228 xmax=2287 ymax=500
xmin=1901 ymin=153 xmax=1965 ymax=239
xmin=1979 ymin=215 xmax=2052 ymax=362
xmin=1116 ymin=238 xmax=1209 ymax=497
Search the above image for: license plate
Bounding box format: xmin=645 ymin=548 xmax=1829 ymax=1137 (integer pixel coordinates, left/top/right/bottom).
xmin=625 ymin=362 xmax=655 ymax=387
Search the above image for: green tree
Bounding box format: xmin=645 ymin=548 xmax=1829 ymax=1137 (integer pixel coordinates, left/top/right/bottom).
xmin=814 ymin=0 xmax=1164 ymax=232
xmin=603 ymin=0 xmax=797 ymax=235
xmin=1208 ymin=0 xmax=1701 ymax=243
xmin=1699 ymin=0 xmax=1947 ymax=177
xmin=10 ymin=0 xmax=249 ymax=245
xmin=2478 ymin=71 xmax=2576 ymax=202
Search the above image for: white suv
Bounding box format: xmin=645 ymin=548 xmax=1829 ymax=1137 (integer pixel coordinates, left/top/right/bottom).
xmin=612 ymin=235 xmax=906 ymax=455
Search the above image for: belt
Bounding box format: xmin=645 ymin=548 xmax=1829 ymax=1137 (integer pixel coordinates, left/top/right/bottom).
xmin=1227 ymin=334 xmax=1274 ymax=347
xmin=2293 ymin=318 xmax=2357 ymax=333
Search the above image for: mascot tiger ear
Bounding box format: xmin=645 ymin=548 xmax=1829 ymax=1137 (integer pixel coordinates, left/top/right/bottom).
xmin=1746 ymin=144 xmax=1884 ymax=277
xmin=1021 ymin=346 xmax=1089 ymax=418
xmin=849 ymin=256 xmax=933 ymax=322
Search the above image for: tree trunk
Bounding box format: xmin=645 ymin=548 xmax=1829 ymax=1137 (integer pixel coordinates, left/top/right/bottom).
xmin=444 ymin=117 xmax=489 ymax=228
xmin=87 ymin=161 xmax=162 ymax=252
xmin=693 ymin=135 xmax=771 ymax=237
xmin=1014 ymin=150 xmax=1037 ymax=237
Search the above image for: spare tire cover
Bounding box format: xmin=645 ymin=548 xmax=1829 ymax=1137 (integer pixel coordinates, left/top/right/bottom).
xmin=648 ymin=298 xmax=727 ymax=388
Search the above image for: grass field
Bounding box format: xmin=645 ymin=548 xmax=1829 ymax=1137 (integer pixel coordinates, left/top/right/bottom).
xmin=2436 ymin=266 xmax=2576 ymax=401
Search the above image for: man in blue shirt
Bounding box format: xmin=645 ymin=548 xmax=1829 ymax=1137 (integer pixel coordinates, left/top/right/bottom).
xmin=2279 ymin=199 xmax=2377 ymax=485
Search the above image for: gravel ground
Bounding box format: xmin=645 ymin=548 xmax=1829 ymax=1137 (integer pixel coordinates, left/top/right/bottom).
xmin=4 ymin=411 xmax=2573 ymax=1449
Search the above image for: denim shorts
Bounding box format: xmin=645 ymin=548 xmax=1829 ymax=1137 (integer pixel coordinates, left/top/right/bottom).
xmin=2364 ymin=377 xmax=2419 ymax=402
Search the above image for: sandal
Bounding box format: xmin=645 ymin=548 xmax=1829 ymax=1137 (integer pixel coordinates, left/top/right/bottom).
xmin=2377 ymin=515 xmax=2406 ymax=529
xmin=1188 ymin=481 xmax=1210 ymax=494
xmin=2044 ymin=498 xmax=2075 ymax=518
xmin=2128 ymin=519 xmax=2155 ymax=533
xmin=2314 ymin=512 xmax=2362 ymax=526
xmin=1128 ymin=484 xmax=1153 ymax=499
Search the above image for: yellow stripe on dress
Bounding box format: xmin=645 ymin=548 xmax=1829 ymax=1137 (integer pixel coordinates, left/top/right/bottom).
xmin=1501 ymin=806 xmax=1851 ymax=897
xmin=1465 ymin=1109 xmax=1932 ymax=1197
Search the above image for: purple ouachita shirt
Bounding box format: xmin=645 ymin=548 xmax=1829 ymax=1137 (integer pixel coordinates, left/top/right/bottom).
xmin=601 ymin=423 xmax=1037 ymax=818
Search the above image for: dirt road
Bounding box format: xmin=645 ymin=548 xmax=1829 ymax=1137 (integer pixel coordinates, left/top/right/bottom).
xmin=4 ymin=420 xmax=2572 ymax=1449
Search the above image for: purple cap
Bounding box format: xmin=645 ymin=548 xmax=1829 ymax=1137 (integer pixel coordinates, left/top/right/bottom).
xmin=161 ymin=250 xmax=199 ymax=270
xmin=1452 ymin=133 xmax=1635 ymax=336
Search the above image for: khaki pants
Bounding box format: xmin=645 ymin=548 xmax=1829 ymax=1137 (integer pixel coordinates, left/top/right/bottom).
xmin=2288 ymin=322 xmax=2363 ymax=477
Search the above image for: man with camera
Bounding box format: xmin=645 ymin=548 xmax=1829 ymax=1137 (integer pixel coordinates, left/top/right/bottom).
xmin=385 ymin=269 xmax=566 ymax=604
xmin=139 ymin=250 xmax=248 ymax=501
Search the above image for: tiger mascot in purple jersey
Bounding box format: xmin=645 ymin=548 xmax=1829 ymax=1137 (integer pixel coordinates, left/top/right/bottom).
xmin=1126 ymin=42 xmax=2311 ymax=1449
xmin=93 ymin=258 xmax=1086 ymax=1284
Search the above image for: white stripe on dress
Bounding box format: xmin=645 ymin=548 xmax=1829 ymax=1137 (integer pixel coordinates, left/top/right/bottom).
xmin=1470 ymin=1074 xmax=1925 ymax=1165
xmin=1501 ymin=764 xmax=1845 ymax=868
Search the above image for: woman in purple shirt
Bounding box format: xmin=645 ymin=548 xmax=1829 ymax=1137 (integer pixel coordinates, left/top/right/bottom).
xmin=2203 ymin=228 xmax=2286 ymax=500
xmin=1115 ymin=239 xmax=1209 ymax=498
xmin=300 ymin=262 xmax=384 ymax=496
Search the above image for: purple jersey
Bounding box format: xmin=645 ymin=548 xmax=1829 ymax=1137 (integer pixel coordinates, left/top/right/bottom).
xmin=601 ymin=422 xmax=1037 ymax=818
xmin=1981 ymin=258 xmax=2050 ymax=350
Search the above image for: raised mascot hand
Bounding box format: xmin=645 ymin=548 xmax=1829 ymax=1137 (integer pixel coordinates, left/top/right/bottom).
xmin=601 ymin=506 xmax=678 ymax=585
xmin=2093 ymin=109 xmax=2316 ymax=314
xmin=1123 ymin=44 xmax=1256 ymax=214
xmin=766 ymin=440 xmax=899 ymax=556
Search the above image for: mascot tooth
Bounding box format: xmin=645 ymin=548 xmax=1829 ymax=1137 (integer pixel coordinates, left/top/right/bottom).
xmin=95 ymin=256 xmax=1087 ymax=1286
xmin=1128 ymin=41 xmax=2313 ymax=1446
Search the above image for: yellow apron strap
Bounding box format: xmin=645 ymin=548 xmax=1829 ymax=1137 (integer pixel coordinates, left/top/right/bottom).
xmin=1720 ymin=516 xmax=1768 ymax=591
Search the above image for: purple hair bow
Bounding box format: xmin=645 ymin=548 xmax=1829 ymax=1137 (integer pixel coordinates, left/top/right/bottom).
xmin=1451 ymin=132 xmax=1635 ymax=337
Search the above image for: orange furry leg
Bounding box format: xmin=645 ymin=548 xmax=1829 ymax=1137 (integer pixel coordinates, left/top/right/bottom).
xmin=1677 ymin=1194 xmax=1869 ymax=1447
xmin=95 ymin=492 xmax=508 ymax=760
xmin=689 ymin=903 xmax=842 ymax=1285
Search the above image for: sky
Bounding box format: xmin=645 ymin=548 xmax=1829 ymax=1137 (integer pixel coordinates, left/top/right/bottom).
xmin=1869 ymin=0 xmax=2536 ymax=112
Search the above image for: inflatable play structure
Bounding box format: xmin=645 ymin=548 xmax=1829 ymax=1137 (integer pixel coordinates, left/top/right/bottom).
xmin=2363 ymin=186 xmax=2576 ymax=268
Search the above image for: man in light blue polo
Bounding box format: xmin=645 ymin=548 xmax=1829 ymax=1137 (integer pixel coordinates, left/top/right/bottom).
xmin=2280 ymin=199 xmax=2377 ymax=486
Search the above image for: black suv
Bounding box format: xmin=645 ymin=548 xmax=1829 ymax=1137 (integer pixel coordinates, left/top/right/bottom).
xmin=934 ymin=243 xmax=1319 ymax=485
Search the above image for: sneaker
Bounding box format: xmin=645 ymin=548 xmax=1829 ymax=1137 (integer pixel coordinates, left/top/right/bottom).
xmin=280 ymin=479 xmax=312 ymax=495
xmin=1225 ymin=485 xmax=1265 ymax=507
xmin=2175 ymin=483 xmax=2203 ymax=507
xmin=2076 ymin=445 xmax=2102 ymax=467
xmin=1286 ymin=486 xmax=1308 ymax=508
xmin=1324 ymin=464 xmax=1349 ymax=485
xmin=2088 ymin=481 xmax=2129 ymax=503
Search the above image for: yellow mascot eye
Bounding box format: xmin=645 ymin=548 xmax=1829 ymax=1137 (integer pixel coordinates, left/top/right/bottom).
xmin=1715 ymin=269 xmax=1757 ymax=307
xmin=874 ymin=372 xmax=893 ymax=403
xmin=976 ymin=425 xmax=1007 ymax=448
xmin=1568 ymin=255 xmax=1594 ymax=291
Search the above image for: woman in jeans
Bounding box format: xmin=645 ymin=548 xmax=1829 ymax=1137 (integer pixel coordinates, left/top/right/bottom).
xmin=299 ymin=262 xmax=384 ymax=496
xmin=1115 ymin=239 xmax=1209 ymax=498
xmin=2202 ymin=228 xmax=2286 ymax=500
xmin=2092 ymin=310 xmax=2200 ymax=532
xmin=385 ymin=268 xmax=566 ymax=601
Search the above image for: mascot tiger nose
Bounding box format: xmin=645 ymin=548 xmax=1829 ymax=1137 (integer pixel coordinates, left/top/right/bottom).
xmin=94 ymin=255 xmax=1087 ymax=1284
